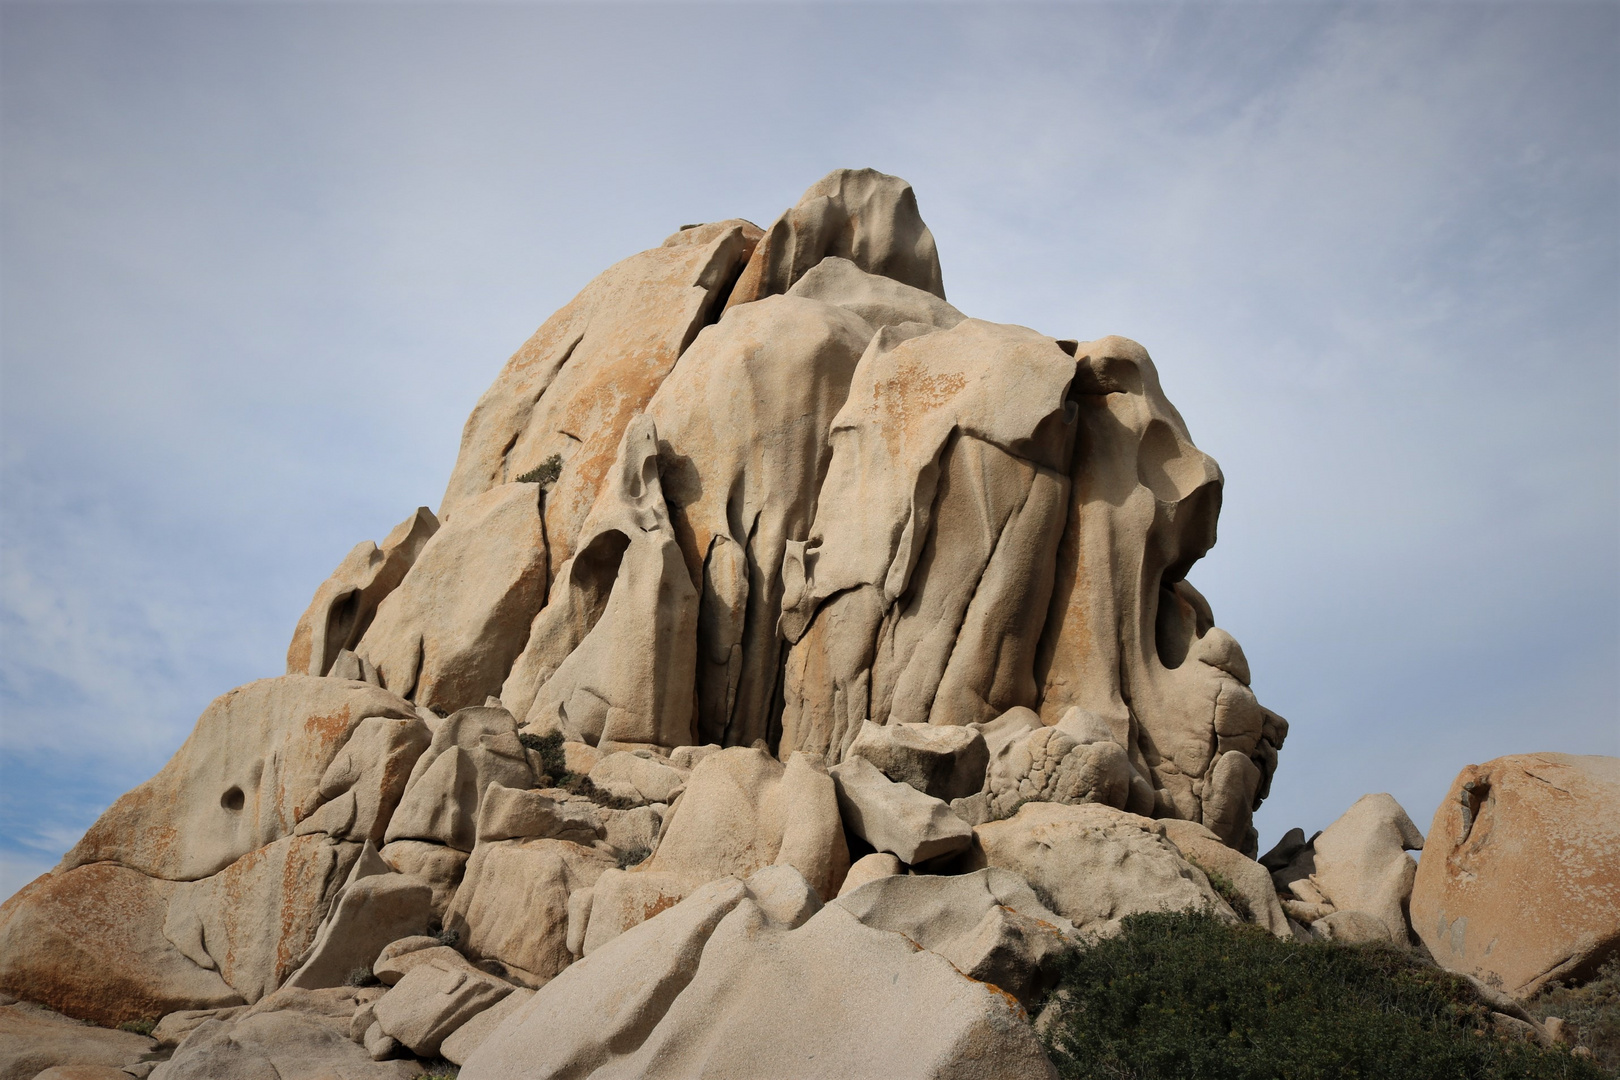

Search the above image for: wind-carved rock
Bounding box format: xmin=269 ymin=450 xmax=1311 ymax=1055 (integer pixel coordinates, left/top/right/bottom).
xmin=0 ymin=170 xmax=1300 ymax=1068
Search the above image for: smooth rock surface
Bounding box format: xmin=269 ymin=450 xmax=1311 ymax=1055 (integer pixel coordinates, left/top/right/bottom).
xmin=830 ymin=756 xmax=972 ymax=865
xmin=0 ymin=1002 xmax=156 ymax=1080
xmin=846 ymin=720 xmax=990 ymax=802
xmin=1411 ymin=753 xmax=1620 ymax=997
xmin=1160 ymin=818 xmax=1292 ymax=939
xmin=1309 ymin=792 xmax=1424 ymax=944
xmin=372 ymin=959 xmax=512 ymax=1058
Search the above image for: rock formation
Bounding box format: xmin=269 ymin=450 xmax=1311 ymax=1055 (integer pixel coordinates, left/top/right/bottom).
xmin=1 ymin=168 xmax=1608 ymax=1079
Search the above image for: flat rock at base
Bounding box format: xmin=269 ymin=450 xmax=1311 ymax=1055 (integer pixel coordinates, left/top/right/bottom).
xmin=846 ymin=720 xmax=989 ymax=802
xmin=150 ymin=1008 xmax=420 ymax=1080
xmin=1309 ymin=792 xmax=1423 ymax=944
xmin=1411 ymin=753 xmax=1620 ymax=997
xmin=372 ymin=960 xmax=512 ymax=1058
xmin=461 ymin=868 xmax=1055 ymax=1080
xmin=0 ymin=1002 xmax=156 ymax=1080
xmin=830 ymin=756 xmax=972 ymax=865
xmin=967 ymin=802 xmax=1228 ymax=938
xmin=32 ymin=1067 xmax=140 ymax=1080
xmin=1160 ymin=818 xmax=1292 ymax=939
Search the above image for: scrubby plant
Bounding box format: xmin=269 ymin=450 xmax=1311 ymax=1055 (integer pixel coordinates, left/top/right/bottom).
xmin=117 ymin=1018 xmax=156 ymax=1036
xmin=344 ymin=965 xmax=380 ymax=988
xmin=1187 ymin=856 xmax=1253 ymax=922
xmin=1038 ymin=908 xmax=1605 ymax=1080
xmin=435 ymin=926 xmax=461 ymax=949
xmin=616 ymin=846 xmax=652 ymax=870
xmin=515 ymin=454 xmax=563 ymax=488
xmin=518 ymin=730 xmax=637 ymax=809
xmin=418 ymin=1060 xmax=460 ymax=1079
xmin=1530 ymin=959 xmax=1620 ymax=1072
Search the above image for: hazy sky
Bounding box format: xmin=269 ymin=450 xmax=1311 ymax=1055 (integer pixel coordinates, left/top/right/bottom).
xmin=2 ymin=1 xmax=1616 ymax=898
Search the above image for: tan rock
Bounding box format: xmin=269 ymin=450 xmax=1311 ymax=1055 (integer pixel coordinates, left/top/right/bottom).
xmin=373 ymin=945 xmax=476 ymax=988
xmin=384 ymin=707 xmax=536 ymax=853
xmin=579 ymin=869 xmax=695 ymax=956
xmin=151 ymin=1007 xmax=247 ymax=1049
xmin=461 ymin=869 xmax=1057 ymax=1080
xmin=357 ymin=484 xmax=550 ymax=715
xmin=640 ymin=293 xmax=873 ymax=747
xmin=587 ymin=752 xmax=687 ymax=805
xmin=785 ymin=255 xmax=963 ymax=332
xmin=438 ymin=220 xmax=760 ymax=579
xmin=846 ymin=720 xmax=989 ymax=802
xmin=372 ymin=959 xmax=512 ymax=1058
xmin=968 ymin=802 xmax=1229 ymax=938
xmin=286 ymin=507 xmax=439 ymax=677
xmin=723 ymin=168 xmax=945 ymax=312
xmin=598 ymin=804 xmax=662 ymax=858
xmin=60 ymin=676 xmax=416 ymax=881
xmin=833 ymin=867 xmax=1076 ymax=1006
xmin=1160 ymin=818 xmax=1292 ymax=939
xmin=982 ymin=708 xmax=1133 ymax=821
xmin=0 ymin=1001 xmax=156 ymax=1080
xmin=1311 ymin=910 xmax=1393 ymax=944
xmin=378 ymin=841 xmax=467 ymax=920
xmin=444 ymin=838 xmax=614 ymax=986
xmin=1308 ymin=792 xmax=1424 ymax=944
xmin=475 ymin=784 xmax=603 ymax=845
xmin=148 ymin=1007 xmax=419 ymax=1080
xmin=1035 ymin=336 xmax=1288 ymax=854
xmin=437 ymin=987 xmax=533 ymax=1066
xmin=644 ymin=747 xmax=847 ymax=900
xmin=283 ymin=854 xmax=434 ymax=991
xmin=295 ymin=715 xmax=433 ymax=846
xmin=836 ymin=852 xmax=904 ymax=898
xmin=830 ymin=756 xmax=972 ymax=866
xmin=1411 ymin=753 xmax=1620 ymax=997
xmin=32 ymin=1067 xmax=139 ymax=1080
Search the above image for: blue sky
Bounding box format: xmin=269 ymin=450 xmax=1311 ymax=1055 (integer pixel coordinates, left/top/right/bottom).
xmin=2 ymin=1 xmax=1616 ymax=897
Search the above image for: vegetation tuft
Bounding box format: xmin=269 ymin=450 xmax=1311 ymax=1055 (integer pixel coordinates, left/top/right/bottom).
xmin=418 ymin=1060 xmax=460 ymax=1079
xmin=519 ymin=730 xmax=636 ymax=809
xmin=1038 ymin=908 xmax=1607 ymax=1080
xmin=1187 ymin=857 xmax=1253 ymax=922
xmin=117 ymin=1018 xmax=156 ymax=1036
xmin=516 ymin=454 xmax=563 ymax=488
xmin=344 ymin=965 xmax=380 ymax=988
xmin=1530 ymin=959 xmax=1620 ymax=1074
xmin=616 ymin=846 xmax=652 ymax=870
xmin=434 ymin=926 xmax=461 ymax=949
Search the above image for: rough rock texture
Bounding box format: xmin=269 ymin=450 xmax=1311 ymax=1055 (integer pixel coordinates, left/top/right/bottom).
xmin=283 ymin=851 xmax=433 ymax=991
xmin=0 ymin=1001 xmax=157 ymax=1080
xmin=831 ymin=756 xmax=974 ymax=865
xmin=1160 ymin=818 xmax=1291 ymax=939
xmin=1412 ymin=754 xmax=1620 ymax=997
xmin=462 ymin=870 xmax=1056 ymax=1080
xmin=1309 ymin=792 xmax=1424 ymax=944
xmin=372 ymin=959 xmax=512 ymax=1058
xmin=967 ymin=802 xmax=1230 ymax=939
xmin=847 ymin=720 xmax=989 ymax=802
xmin=287 ymin=508 xmax=439 ymax=678
xmin=384 ymin=707 xmax=537 ymax=853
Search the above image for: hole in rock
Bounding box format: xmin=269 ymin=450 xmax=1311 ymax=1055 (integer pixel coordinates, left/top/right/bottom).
xmin=221 ymin=786 xmax=245 ymax=812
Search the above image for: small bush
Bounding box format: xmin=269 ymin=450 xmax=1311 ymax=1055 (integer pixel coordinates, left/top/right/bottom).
xmin=345 ymin=965 xmax=380 ymax=988
xmin=1039 ymin=908 xmax=1605 ymax=1080
xmin=418 ymin=1060 xmax=460 ymax=1079
xmin=117 ymin=1018 xmax=156 ymax=1036
xmin=1531 ymin=958 xmax=1620 ymax=1072
xmin=1187 ymin=856 xmax=1253 ymax=922
xmin=518 ymin=730 xmax=637 ymax=809
xmin=617 ymin=846 xmax=652 ymax=870
xmin=516 ymin=454 xmax=563 ymax=488
xmin=435 ymin=926 xmax=461 ymax=949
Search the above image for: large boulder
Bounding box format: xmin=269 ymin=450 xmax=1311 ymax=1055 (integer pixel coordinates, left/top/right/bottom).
xmin=829 ymin=756 xmax=973 ymax=865
xmin=286 ymin=507 xmax=438 ymax=678
xmin=384 ymin=707 xmax=537 ymax=853
xmin=283 ymin=848 xmax=434 ymax=991
xmin=1308 ymin=792 xmax=1424 ymax=944
xmin=59 ymin=676 xmax=418 ymax=881
xmin=846 ymin=720 xmax=989 ymax=802
xmin=372 ymin=959 xmax=512 ymax=1058
xmin=357 ymin=484 xmax=550 ymax=715
xmin=461 ymin=869 xmax=1057 ymax=1080
xmin=0 ymin=1000 xmax=157 ymax=1080
xmin=1411 ymin=753 xmax=1620 ymax=997
xmin=967 ymin=801 xmax=1231 ymax=938
xmin=977 ymin=707 xmax=1135 ymax=822
xmin=1160 ymin=818 xmax=1291 ymax=939
xmin=294 ymin=714 xmax=434 ymax=847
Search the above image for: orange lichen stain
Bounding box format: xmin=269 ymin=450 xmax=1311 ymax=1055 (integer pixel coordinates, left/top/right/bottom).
xmin=302 ymin=704 xmax=356 ymax=753
xmin=640 ymin=894 xmax=680 ymax=923
xmin=872 ymin=363 xmax=968 ymax=457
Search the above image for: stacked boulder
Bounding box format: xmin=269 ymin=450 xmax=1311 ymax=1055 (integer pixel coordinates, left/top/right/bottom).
xmin=13 ymin=168 xmax=1603 ymax=1078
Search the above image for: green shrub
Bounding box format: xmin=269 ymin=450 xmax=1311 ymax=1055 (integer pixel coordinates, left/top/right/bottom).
xmin=1038 ymin=908 xmax=1605 ymax=1080
xmin=616 ymin=846 xmax=652 ymax=870
xmin=518 ymin=730 xmax=636 ymax=809
xmin=117 ymin=1018 xmax=156 ymax=1036
xmin=1187 ymin=857 xmax=1253 ymax=922
xmin=418 ymin=1061 xmax=460 ymax=1079
xmin=515 ymin=454 xmax=563 ymax=488
xmin=344 ymin=965 xmax=380 ymax=988
xmin=1530 ymin=958 xmax=1620 ymax=1072
xmin=435 ymin=926 xmax=461 ymax=949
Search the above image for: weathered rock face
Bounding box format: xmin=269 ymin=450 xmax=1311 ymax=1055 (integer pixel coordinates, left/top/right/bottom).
xmin=1411 ymin=754 xmax=1620 ymax=997
xmin=2 ymin=169 xmax=1306 ymax=1075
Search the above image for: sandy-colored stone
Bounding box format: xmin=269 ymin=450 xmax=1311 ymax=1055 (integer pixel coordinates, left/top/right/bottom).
xmin=846 ymin=720 xmax=989 ymax=802
xmin=60 ymin=677 xmax=416 ymax=882
xmin=830 ymin=756 xmax=972 ymax=866
xmin=357 ymin=484 xmax=550 ymax=715
xmin=295 ymin=715 xmax=433 ymax=847
xmin=981 ymin=708 xmax=1133 ymax=821
xmin=287 ymin=508 xmax=439 ymax=678
xmin=378 ymin=842 xmax=467 ymax=920
xmin=968 ymin=802 xmax=1230 ymax=939
xmin=149 ymin=1007 xmax=419 ymax=1080
xmin=1412 ymin=753 xmax=1620 ymax=997
xmin=0 ymin=1002 xmax=156 ymax=1080
xmin=1311 ymin=910 xmax=1393 ymax=944
xmin=438 ymin=987 xmax=533 ymax=1066
xmin=475 ymin=785 xmax=603 ymax=845
xmin=836 ymin=852 xmax=904 ymax=898
xmin=462 ymin=868 xmax=1055 ymax=1080
xmin=785 ymin=255 xmax=963 ymax=332
xmin=372 ymin=959 xmax=512 ymax=1058
xmin=444 ymin=838 xmax=614 ymax=986
xmin=1160 ymin=818 xmax=1292 ymax=939
xmin=373 ymin=945 xmax=476 ymax=988
xmin=1308 ymin=792 xmax=1424 ymax=944
xmin=588 ymin=752 xmax=688 ymax=805
xmin=284 ymin=853 xmax=434 ymax=990
xmin=384 ymin=707 xmax=536 ymax=853
xmin=0 ymin=865 xmax=243 ymax=1026
xmin=723 ymin=168 xmax=945 ymax=312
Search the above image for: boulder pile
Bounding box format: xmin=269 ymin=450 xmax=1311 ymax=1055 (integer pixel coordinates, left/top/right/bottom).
xmin=1 ymin=170 xmax=1613 ymax=1079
